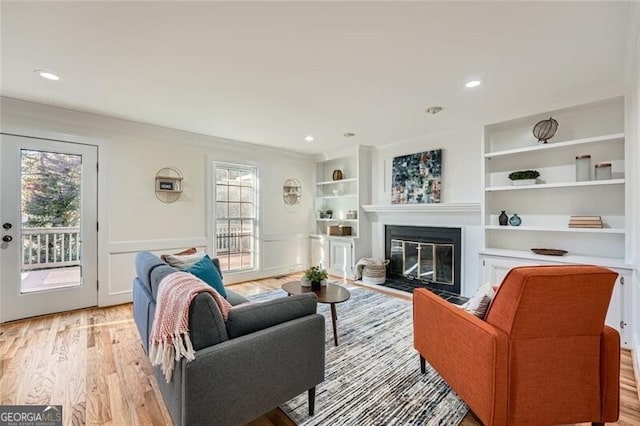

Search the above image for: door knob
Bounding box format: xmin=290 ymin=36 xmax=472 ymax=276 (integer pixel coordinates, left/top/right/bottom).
xmin=2 ymin=235 xmax=12 ymax=242
xmin=2 ymin=223 xmax=11 ymax=230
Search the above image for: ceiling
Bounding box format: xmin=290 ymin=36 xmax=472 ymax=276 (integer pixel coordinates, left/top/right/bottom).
xmin=0 ymin=1 xmax=631 ymax=154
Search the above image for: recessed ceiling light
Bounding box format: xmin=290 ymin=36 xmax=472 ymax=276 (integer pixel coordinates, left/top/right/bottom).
xmin=304 ymin=135 xmax=315 ymax=142
xmin=34 ymin=69 xmax=60 ymax=81
xmin=465 ymin=79 xmax=481 ymax=88
xmin=343 ymin=132 xmax=356 ymax=138
xmin=425 ymin=106 xmax=443 ymax=115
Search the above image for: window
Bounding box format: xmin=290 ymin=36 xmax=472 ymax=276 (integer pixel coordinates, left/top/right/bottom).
xmin=214 ymin=163 xmax=257 ymax=273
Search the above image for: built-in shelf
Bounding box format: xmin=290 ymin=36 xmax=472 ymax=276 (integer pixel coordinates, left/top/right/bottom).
xmin=485 ymin=225 xmax=625 ymax=234
xmin=316 ymin=218 xmax=358 ymax=222
xmin=316 ymin=193 xmax=358 ymax=200
xmin=480 ymin=248 xmax=632 ymax=270
xmin=484 ymin=133 xmax=624 ymax=159
xmin=316 ymin=177 xmax=357 ymax=186
xmin=485 ymin=178 xmax=624 ymax=192
xmin=310 ymin=234 xmax=359 ymax=241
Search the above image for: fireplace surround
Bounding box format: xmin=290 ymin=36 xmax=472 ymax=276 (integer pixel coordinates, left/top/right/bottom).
xmin=385 ymin=225 xmax=462 ymax=295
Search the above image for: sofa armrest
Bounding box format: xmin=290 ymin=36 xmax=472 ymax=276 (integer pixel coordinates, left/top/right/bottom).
xmin=413 ymin=289 xmax=509 ymax=426
xmin=226 ymin=293 xmax=317 ymax=338
xmin=181 ymin=314 xmax=325 ymax=426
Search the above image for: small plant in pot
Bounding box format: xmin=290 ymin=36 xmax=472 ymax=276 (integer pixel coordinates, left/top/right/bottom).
xmin=318 ymin=209 xmax=333 ymax=219
xmin=508 ymin=170 xmax=540 ymax=186
xmin=303 ymin=266 xmax=328 ymax=291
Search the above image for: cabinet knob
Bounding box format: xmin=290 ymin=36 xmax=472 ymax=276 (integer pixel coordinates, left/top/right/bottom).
xmin=2 ymin=235 xmax=12 ymax=243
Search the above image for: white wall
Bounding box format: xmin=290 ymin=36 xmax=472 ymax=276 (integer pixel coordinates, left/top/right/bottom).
xmin=367 ymin=126 xmax=483 ymax=296
xmin=625 ymin=1 xmax=640 ymax=376
xmin=371 ymin=126 xmax=483 ymax=205
xmin=1 ymin=97 xmax=315 ymax=307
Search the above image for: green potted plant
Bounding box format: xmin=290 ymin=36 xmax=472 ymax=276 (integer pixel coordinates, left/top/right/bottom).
xmin=303 ymin=265 xmax=328 ymax=291
xmin=318 ymin=209 xmax=333 ymax=219
xmin=508 ymin=170 xmax=540 ymax=186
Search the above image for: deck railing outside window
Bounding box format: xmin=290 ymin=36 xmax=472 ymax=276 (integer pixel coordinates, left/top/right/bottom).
xmin=21 ymin=227 xmax=81 ymax=270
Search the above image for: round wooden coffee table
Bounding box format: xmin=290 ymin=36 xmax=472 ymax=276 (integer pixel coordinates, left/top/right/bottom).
xmin=282 ymin=281 xmax=351 ymax=346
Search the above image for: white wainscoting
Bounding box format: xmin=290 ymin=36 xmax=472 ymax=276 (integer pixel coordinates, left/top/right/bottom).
xmin=103 ymin=237 xmax=208 ymax=306
xmin=260 ymin=232 xmax=309 ymax=273
xmin=102 ymin=234 xmax=309 ymax=306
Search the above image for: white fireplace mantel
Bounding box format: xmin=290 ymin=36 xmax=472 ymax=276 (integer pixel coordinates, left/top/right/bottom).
xmin=361 ymin=203 xmax=481 ymax=214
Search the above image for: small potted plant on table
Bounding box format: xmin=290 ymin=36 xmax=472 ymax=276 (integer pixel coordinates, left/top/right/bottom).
xmin=303 ymin=266 xmax=328 ymax=291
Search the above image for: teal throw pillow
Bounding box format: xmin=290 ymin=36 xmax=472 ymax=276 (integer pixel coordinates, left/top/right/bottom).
xmin=185 ymin=254 xmax=227 ymax=298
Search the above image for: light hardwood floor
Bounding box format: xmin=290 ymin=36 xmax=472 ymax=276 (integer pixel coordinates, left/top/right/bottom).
xmin=0 ymin=274 xmax=639 ymax=425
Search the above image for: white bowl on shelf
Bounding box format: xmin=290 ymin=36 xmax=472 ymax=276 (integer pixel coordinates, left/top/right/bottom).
xmin=332 ymin=189 xmax=342 ymax=196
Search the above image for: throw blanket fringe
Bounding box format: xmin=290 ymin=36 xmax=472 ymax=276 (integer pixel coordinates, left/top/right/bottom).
xmin=149 ymin=271 xmax=231 ymax=382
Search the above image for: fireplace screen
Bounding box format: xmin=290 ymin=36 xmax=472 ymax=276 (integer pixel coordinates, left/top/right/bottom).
xmin=390 ymin=239 xmax=454 ymax=285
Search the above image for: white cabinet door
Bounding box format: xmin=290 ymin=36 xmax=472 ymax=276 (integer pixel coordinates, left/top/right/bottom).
xmin=310 ymin=237 xmax=328 ymax=268
xmin=606 ymin=271 xmax=630 ymax=347
xmin=328 ymin=239 xmax=353 ymax=278
xmin=605 ymin=274 xmax=622 ymax=336
xmin=482 ymin=257 xmax=524 ymax=286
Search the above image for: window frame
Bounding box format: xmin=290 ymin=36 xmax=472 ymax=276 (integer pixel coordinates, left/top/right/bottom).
xmin=211 ymin=161 xmax=259 ymax=274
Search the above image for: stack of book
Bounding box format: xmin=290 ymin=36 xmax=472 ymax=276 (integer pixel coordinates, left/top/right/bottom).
xmin=568 ymin=216 xmax=603 ymax=228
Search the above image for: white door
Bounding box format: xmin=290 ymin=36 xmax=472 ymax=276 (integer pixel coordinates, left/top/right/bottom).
xmin=0 ymin=135 xmax=98 ymax=322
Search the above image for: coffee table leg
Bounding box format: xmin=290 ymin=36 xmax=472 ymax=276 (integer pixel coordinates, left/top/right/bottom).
xmin=330 ymin=303 xmax=339 ymax=346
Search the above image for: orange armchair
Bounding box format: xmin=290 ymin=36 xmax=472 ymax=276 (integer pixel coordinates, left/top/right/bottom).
xmin=413 ymin=265 xmax=620 ymax=426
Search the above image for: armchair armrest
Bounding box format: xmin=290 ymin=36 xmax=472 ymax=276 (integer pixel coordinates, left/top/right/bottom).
xmin=413 ymin=289 xmax=509 ymax=426
xmin=600 ymin=325 xmax=620 ymax=422
xmin=181 ymin=314 xmax=325 ymax=426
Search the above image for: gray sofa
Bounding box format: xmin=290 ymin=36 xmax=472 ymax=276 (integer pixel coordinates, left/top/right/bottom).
xmin=132 ymin=251 xmax=325 ymax=426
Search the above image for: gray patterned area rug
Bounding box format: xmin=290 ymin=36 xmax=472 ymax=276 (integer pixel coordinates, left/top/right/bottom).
xmin=249 ymin=287 xmax=468 ymax=426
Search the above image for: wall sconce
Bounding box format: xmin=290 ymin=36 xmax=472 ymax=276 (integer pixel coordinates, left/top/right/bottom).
xmin=283 ymin=178 xmax=301 ymax=205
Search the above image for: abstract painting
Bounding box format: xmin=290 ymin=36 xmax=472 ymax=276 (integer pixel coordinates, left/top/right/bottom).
xmin=391 ymin=149 xmax=442 ymax=204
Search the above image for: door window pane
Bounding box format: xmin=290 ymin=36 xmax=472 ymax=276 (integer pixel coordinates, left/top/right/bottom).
xmin=20 ymin=150 xmax=83 ymax=292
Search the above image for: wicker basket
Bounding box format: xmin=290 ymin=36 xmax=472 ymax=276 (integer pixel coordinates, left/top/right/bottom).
xmin=362 ymin=260 xmax=389 ymax=285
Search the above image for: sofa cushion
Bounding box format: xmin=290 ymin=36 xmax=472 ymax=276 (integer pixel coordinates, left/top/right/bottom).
xmin=150 ymin=264 xmax=177 ymax=300
xmin=185 ymin=255 xmax=227 ymax=298
xmin=226 ymin=290 xmax=249 ymax=306
xmin=135 ymin=252 xmax=167 ymax=295
xmin=161 ymin=247 xmax=197 ymax=263
xmin=189 ymin=291 xmax=230 ymax=350
xmin=464 ymin=282 xmax=496 ymax=319
xmin=164 ymin=252 xmax=206 ymax=270
xmin=226 ymin=294 xmax=317 ymax=339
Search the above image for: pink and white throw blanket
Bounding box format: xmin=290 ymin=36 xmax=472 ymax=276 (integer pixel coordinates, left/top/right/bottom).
xmin=149 ymin=271 xmax=232 ymax=382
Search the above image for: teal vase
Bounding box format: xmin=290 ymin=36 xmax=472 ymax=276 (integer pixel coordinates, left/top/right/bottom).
xmin=509 ymin=213 xmax=522 ymax=226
